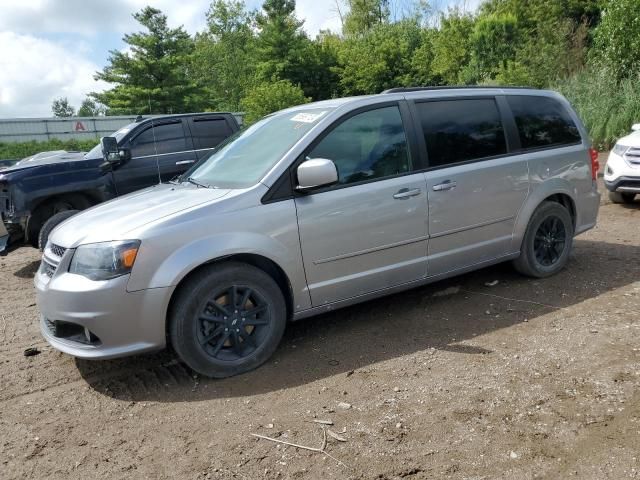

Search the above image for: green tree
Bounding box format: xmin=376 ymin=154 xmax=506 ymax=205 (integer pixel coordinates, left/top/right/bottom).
xmin=192 ymin=1 xmax=257 ymax=111
xmin=591 ymin=0 xmax=640 ymax=81
xmin=469 ymin=13 xmax=518 ymax=82
xmin=431 ymin=12 xmax=475 ymax=84
xmin=254 ymin=0 xmax=308 ymax=85
xmin=240 ymin=80 xmax=309 ymax=124
xmin=51 ymin=97 xmax=75 ymax=117
xmin=77 ymin=98 xmax=106 ymax=117
xmin=92 ymin=7 xmax=200 ymax=114
xmin=343 ymin=0 xmax=389 ymax=36
xmin=338 ymin=20 xmax=424 ymax=94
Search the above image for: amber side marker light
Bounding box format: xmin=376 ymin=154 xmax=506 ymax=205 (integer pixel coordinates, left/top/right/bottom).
xmin=122 ymin=247 xmax=139 ymax=268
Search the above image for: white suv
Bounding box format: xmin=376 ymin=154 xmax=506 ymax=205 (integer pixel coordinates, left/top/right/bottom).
xmin=605 ymin=124 xmax=640 ymax=204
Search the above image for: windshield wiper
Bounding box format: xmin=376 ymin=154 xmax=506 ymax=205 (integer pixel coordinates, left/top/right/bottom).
xmin=185 ymin=177 xmax=210 ymax=188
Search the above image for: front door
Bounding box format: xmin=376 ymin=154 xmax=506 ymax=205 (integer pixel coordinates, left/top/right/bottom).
xmin=114 ymin=120 xmax=195 ymax=195
xmin=412 ymin=98 xmax=529 ymax=276
xmin=295 ymin=104 xmax=429 ymax=306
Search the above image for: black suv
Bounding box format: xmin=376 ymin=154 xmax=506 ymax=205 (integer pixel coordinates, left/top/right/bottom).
xmin=0 ymin=113 xmax=240 ymax=254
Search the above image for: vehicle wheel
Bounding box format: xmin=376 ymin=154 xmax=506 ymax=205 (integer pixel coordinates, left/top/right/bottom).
xmin=608 ymin=191 xmax=636 ymax=204
xmin=38 ymin=210 xmax=79 ymax=250
xmin=169 ymin=262 xmax=287 ymax=378
xmin=513 ymin=201 xmax=574 ymax=278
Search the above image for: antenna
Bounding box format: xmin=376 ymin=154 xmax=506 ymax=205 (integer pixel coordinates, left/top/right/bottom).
xmin=150 ymin=118 xmax=162 ymax=185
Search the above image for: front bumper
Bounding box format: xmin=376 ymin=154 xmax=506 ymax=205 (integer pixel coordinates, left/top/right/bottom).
xmin=35 ymin=247 xmax=174 ymax=359
xmin=604 ymin=151 xmax=640 ymax=193
xmin=604 ymin=176 xmax=640 ymax=193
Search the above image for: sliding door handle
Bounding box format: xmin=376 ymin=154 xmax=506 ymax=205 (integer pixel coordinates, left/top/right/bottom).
xmin=432 ymin=180 xmax=457 ymax=191
xmin=393 ymin=188 xmax=422 ymax=199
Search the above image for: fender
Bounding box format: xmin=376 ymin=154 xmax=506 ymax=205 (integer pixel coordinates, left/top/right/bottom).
xmin=510 ymin=176 xmax=577 ymax=253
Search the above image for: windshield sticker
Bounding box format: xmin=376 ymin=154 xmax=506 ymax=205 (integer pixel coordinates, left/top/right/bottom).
xmin=290 ymin=111 xmax=327 ymax=123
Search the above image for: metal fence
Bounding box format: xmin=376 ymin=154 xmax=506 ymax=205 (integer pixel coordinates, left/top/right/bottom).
xmin=0 ymin=114 xmax=244 ymax=143
xmin=0 ymin=116 xmax=140 ymax=143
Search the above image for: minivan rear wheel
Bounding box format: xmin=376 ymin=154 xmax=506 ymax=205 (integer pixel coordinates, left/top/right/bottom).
xmin=169 ymin=262 xmax=287 ymax=378
xmin=513 ymin=201 xmax=574 ymax=278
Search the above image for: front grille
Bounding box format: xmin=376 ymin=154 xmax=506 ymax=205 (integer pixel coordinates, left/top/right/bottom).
xmin=624 ymin=147 xmax=640 ymax=166
xmin=41 ymin=260 xmax=56 ymax=278
xmin=50 ymin=244 xmax=67 ymax=258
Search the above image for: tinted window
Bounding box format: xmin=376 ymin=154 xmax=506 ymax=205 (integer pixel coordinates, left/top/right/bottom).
xmin=191 ymin=118 xmax=233 ymax=149
xmin=308 ymin=106 xmax=410 ymax=185
xmin=416 ymin=99 xmax=507 ymax=167
xmin=507 ymin=96 xmax=581 ymax=150
xmin=130 ymin=122 xmax=187 ymax=156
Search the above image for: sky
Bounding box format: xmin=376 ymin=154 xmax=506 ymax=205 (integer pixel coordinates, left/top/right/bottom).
xmin=0 ymin=0 xmax=481 ymax=118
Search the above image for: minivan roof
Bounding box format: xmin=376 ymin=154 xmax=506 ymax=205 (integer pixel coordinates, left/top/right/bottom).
xmin=280 ymin=86 xmax=560 ymax=114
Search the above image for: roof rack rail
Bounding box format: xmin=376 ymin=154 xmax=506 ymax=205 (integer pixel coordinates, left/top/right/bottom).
xmin=381 ymin=85 xmax=535 ymax=93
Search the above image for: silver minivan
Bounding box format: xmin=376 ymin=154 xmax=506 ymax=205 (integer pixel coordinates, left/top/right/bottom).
xmin=35 ymin=88 xmax=600 ymax=377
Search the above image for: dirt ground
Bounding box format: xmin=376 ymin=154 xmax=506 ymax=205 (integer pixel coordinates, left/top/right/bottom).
xmin=1 ymin=178 xmax=639 ymax=480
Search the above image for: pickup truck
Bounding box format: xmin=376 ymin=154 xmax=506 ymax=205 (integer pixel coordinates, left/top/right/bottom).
xmin=0 ymin=113 xmax=240 ymax=254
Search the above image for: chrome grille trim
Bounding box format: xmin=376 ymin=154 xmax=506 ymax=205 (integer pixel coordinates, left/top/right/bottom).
xmin=50 ymin=243 xmax=67 ymax=258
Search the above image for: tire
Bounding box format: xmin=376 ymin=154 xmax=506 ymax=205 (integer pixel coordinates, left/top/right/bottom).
xmin=169 ymin=262 xmax=287 ymax=378
xmin=608 ymin=191 xmax=636 ymax=204
xmin=513 ymin=201 xmax=574 ymax=278
xmin=29 ymin=194 xmax=91 ymax=248
xmin=38 ymin=210 xmax=79 ymax=250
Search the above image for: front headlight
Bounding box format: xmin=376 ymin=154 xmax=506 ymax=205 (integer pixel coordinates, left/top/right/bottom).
xmin=612 ymin=143 xmax=629 ymax=157
xmin=69 ymin=240 xmax=140 ymax=281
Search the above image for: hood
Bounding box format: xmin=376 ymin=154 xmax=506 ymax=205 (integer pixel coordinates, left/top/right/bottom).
xmin=617 ymin=130 xmax=640 ymax=148
xmin=50 ymin=183 xmax=231 ymax=247
xmin=2 ymin=151 xmax=87 ymax=173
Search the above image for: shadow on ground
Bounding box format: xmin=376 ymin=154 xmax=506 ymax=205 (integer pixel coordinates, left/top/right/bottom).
xmin=76 ymin=239 xmax=639 ymax=402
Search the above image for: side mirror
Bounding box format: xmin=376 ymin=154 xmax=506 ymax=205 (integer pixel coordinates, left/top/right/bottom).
xmin=100 ymin=136 xmax=120 ymax=163
xmin=632 ymin=124 xmax=640 ymax=132
xmin=296 ymin=158 xmax=339 ymax=191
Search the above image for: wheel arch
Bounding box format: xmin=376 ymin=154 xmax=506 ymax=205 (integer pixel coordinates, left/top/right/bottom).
xmin=512 ymin=182 xmax=577 ymax=253
xmin=165 ymin=253 xmax=295 ymax=336
xmin=26 ymin=190 xmax=101 ymax=243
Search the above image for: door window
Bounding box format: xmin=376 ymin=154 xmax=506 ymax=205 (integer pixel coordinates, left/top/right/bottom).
xmin=506 ymin=96 xmax=581 ymax=150
xmin=416 ymin=99 xmax=507 ymax=167
xmin=130 ymin=122 xmax=187 ymax=157
xmin=191 ymin=118 xmax=233 ymax=150
xmin=308 ymin=105 xmax=411 ymax=185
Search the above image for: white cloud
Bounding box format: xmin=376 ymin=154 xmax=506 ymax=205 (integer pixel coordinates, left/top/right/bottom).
xmin=0 ymin=32 xmax=109 ymax=118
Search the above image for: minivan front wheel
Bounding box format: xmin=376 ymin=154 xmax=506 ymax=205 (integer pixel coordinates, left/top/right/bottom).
xmin=513 ymin=201 xmax=574 ymax=278
xmin=169 ymin=262 xmax=287 ymax=378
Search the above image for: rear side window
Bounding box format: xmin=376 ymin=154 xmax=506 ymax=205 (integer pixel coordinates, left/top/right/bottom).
xmin=308 ymin=105 xmax=411 ymax=185
xmin=191 ymin=118 xmax=233 ymax=150
xmin=507 ymin=96 xmax=581 ymax=150
xmin=130 ymin=122 xmax=187 ymax=156
xmin=416 ymin=99 xmax=507 ymax=167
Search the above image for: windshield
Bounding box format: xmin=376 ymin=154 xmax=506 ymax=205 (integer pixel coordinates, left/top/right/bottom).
xmin=84 ymin=123 xmax=137 ymax=159
xmin=184 ymin=108 xmax=333 ymax=189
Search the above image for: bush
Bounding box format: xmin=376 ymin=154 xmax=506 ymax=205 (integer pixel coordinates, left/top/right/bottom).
xmin=0 ymin=139 xmax=99 ymax=161
xmin=556 ymin=69 xmax=640 ymax=150
xmin=240 ymin=80 xmax=309 ymax=124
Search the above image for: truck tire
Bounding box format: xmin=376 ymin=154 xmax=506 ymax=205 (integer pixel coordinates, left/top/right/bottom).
xmin=170 ymin=262 xmax=287 ymax=378
xmin=513 ymin=201 xmax=574 ymax=278
xmin=608 ymin=191 xmax=636 ymax=204
xmin=38 ymin=210 xmax=79 ymax=251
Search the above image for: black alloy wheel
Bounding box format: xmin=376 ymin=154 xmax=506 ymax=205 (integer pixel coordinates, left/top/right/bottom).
xmin=197 ymin=285 xmax=271 ymax=362
xmin=533 ymin=215 xmax=567 ymax=267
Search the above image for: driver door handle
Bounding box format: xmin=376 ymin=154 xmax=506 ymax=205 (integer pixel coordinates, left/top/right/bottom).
xmin=175 ymin=160 xmax=196 ymax=165
xmin=393 ymin=188 xmax=422 ymax=199
xmin=432 ymin=180 xmax=457 ymax=191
